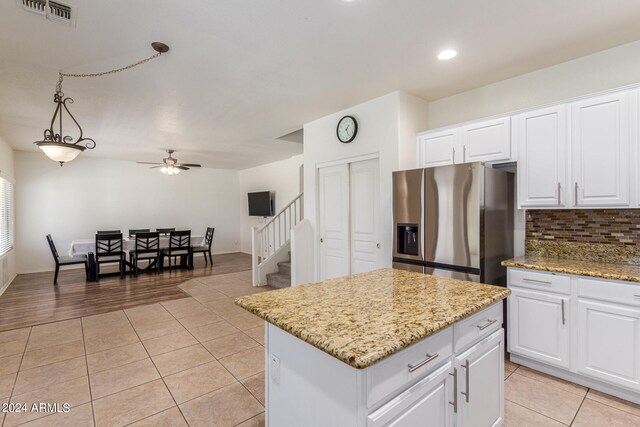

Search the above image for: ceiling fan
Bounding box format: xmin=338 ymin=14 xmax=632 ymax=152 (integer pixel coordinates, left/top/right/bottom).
xmin=137 ymin=150 xmax=202 ymax=175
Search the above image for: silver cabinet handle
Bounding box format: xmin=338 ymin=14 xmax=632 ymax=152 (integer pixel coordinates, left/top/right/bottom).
xmin=463 ymin=145 xmax=467 ymax=162
xmin=449 ymin=368 xmax=458 ymax=413
xmin=561 ymin=299 xmax=566 ymax=325
xmin=634 ymin=295 xmax=640 ymax=298
xmin=408 ymin=353 xmax=439 ymax=373
xmin=557 ymin=182 xmax=561 ymax=206
xmin=477 ymin=319 xmax=498 ymax=331
xmin=575 ymin=182 xmax=579 ymax=205
xmin=452 ymin=147 xmax=455 ymax=163
xmin=461 ymin=359 xmax=470 ymax=403
xmin=522 ymin=277 xmax=552 ymax=285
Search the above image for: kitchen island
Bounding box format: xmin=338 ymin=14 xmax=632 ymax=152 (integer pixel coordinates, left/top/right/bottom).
xmin=236 ymin=268 xmax=510 ymax=427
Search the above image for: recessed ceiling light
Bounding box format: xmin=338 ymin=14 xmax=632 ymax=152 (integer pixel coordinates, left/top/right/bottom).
xmin=437 ymin=49 xmax=458 ymax=60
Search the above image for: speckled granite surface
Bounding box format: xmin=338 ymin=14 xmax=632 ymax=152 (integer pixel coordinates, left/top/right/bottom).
xmin=235 ymin=269 xmax=509 ymax=369
xmin=502 ymin=256 xmax=640 ymax=283
xmin=525 ymin=240 xmax=640 ymax=265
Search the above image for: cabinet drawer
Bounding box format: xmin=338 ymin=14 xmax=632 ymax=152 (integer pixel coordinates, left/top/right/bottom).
xmin=577 ymin=277 xmax=640 ymax=307
xmin=366 ymin=328 xmax=453 ymax=408
xmin=509 ymin=268 xmax=571 ymax=295
xmin=454 ymin=303 xmax=503 ymax=352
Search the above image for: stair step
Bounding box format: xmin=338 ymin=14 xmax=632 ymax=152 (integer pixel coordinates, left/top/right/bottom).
xmin=277 ymin=261 xmax=291 ymax=276
xmin=267 ymin=272 xmax=291 ymax=289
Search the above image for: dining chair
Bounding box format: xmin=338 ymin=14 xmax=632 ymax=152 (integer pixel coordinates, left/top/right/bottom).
xmin=156 ymin=227 xmax=175 ymax=236
xmin=128 ymin=228 xmax=151 ymax=238
xmin=161 ymin=230 xmax=191 ymax=272
xmin=129 ymin=231 xmax=160 ymax=276
xmin=46 ymin=234 xmax=88 ymax=286
xmin=192 ymin=227 xmax=215 ymax=265
xmin=95 ymin=233 xmax=126 ymax=280
xmin=97 ymin=229 xmax=121 ymax=235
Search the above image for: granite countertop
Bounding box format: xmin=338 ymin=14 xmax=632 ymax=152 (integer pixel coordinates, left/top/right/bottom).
xmin=502 ymin=256 xmax=640 ymax=283
xmin=235 ymin=268 xmax=510 ymax=369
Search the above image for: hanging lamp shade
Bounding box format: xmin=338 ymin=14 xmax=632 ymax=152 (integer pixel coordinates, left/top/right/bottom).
xmin=36 ymin=142 xmax=85 ymax=163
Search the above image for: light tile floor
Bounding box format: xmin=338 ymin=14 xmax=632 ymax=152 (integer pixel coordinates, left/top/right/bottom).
xmin=0 ymin=269 xmax=638 ymax=426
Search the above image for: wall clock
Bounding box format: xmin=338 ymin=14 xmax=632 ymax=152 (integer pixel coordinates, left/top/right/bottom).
xmin=337 ymin=115 xmax=358 ymax=143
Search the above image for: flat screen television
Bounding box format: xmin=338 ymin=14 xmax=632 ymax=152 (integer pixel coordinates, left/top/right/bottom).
xmin=248 ymin=191 xmax=274 ymax=217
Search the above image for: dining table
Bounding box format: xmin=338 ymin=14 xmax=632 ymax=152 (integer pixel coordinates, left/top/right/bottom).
xmin=69 ymin=235 xmax=205 ymax=281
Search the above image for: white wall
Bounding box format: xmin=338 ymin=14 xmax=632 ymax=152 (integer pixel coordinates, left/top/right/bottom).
xmin=427 ymin=39 xmax=640 ymax=130
xmin=0 ymin=136 xmax=16 ymax=291
xmin=238 ymin=154 xmax=303 ymax=254
xmin=15 ymin=152 xmax=241 ymax=273
xmin=303 ymin=91 xmax=429 ymax=281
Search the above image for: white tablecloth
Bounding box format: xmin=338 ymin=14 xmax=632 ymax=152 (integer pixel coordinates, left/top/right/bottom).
xmin=69 ymin=235 xmax=205 ymax=257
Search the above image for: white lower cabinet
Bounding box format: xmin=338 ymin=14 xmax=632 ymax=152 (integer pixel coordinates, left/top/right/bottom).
xmin=367 ymin=362 xmax=453 ymax=427
xmin=576 ymin=299 xmax=640 ymax=390
xmin=507 ymin=267 xmax=640 ymax=401
xmin=455 ymin=330 xmax=504 ymax=427
xmin=508 ymin=288 xmax=570 ymax=368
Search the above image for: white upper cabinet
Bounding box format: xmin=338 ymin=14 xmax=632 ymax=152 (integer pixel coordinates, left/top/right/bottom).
xmin=461 ymin=117 xmax=512 ymax=163
xmin=517 ymin=106 xmax=568 ymax=208
xmin=417 ymin=128 xmax=461 ymax=168
xmin=571 ymin=91 xmax=634 ymax=207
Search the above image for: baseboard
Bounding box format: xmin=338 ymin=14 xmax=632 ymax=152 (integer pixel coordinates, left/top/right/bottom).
xmin=510 ymin=354 xmax=640 ymax=404
xmin=0 ymin=273 xmax=16 ymax=297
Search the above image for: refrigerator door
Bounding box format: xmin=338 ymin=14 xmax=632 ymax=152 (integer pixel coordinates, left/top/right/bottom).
xmin=392 ymin=169 xmax=425 ymax=262
xmin=424 ymin=163 xmax=481 ymax=269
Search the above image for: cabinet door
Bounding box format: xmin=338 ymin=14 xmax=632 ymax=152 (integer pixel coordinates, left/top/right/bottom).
xmin=461 ymin=117 xmax=512 ymax=163
xmin=417 ymin=128 xmax=460 ymax=168
xmin=367 ymin=362 xmax=453 ymax=427
xmin=318 ymin=164 xmax=350 ymax=280
xmin=576 ymin=299 xmax=640 ymax=391
xmin=517 ymin=106 xmax=568 ymax=208
xmin=571 ymin=91 xmax=632 ymax=207
xmin=455 ymin=329 xmax=504 ymax=427
xmin=508 ymin=288 xmax=570 ymax=368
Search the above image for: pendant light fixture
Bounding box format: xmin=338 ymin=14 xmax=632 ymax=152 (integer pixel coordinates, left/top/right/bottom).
xmin=34 ymin=42 xmax=170 ymax=166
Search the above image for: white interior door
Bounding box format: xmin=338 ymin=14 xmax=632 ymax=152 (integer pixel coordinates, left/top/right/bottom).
xmin=318 ymin=164 xmax=350 ymax=280
xmin=350 ymin=159 xmax=381 ymax=274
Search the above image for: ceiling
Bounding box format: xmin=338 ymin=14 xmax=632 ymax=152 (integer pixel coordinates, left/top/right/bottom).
xmin=1 ymin=0 xmax=640 ymax=169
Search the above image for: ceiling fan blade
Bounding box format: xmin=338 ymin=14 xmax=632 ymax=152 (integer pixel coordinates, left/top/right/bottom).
xmin=137 ymin=162 xmax=163 ymax=165
xmin=176 ymin=166 xmax=190 ymax=170
xmin=150 ymin=166 xmax=164 ymax=169
xmin=175 ymin=163 xmax=201 ymax=167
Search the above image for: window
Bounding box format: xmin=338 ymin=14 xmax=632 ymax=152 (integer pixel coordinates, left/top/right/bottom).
xmin=0 ymin=175 xmax=14 ymax=257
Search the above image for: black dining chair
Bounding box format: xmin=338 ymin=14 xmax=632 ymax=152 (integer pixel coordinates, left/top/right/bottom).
xmin=95 ymin=233 xmax=126 ymax=280
xmin=156 ymin=227 xmax=175 ymax=236
xmin=128 ymin=228 xmax=151 ymax=238
xmin=46 ymin=234 xmax=88 ymax=286
xmin=129 ymin=232 xmax=160 ymax=276
xmin=97 ymin=229 xmax=121 ymax=235
xmin=192 ymin=227 xmax=215 ymax=265
xmin=161 ymin=230 xmax=191 ymax=272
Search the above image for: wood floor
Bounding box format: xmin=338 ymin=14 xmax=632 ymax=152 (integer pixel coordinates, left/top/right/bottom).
xmin=0 ymin=253 xmax=252 ymax=332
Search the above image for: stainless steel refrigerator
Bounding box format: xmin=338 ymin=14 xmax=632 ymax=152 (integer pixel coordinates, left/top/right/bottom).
xmin=392 ymin=162 xmax=514 ymax=286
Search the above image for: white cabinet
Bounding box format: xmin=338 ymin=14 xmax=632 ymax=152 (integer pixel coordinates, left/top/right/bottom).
xmin=417 ymin=128 xmax=460 ymax=168
xmin=508 ymin=288 xmax=570 ymax=368
xmin=455 ymin=330 xmax=504 ymax=427
xmin=576 ymin=299 xmax=640 ymax=391
xmin=461 ymin=117 xmax=512 ymax=164
xmin=517 ymin=106 xmax=568 ymax=208
xmin=571 ymin=91 xmax=633 ymax=207
xmin=367 ymin=362 xmax=453 ymax=427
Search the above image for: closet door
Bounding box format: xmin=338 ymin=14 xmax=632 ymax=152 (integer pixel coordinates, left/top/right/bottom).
xmin=350 ymin=159 xmax=381 ymax=274
xmin=318 ymin=164 xmax=350 ymax=280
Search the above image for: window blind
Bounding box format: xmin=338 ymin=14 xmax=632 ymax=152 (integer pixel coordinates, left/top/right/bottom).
xmin=0 ymin=176 xmax=14 ymax=257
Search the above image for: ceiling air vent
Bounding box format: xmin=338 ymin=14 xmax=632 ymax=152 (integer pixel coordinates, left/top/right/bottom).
xmin=17 ymin=0 xmax=77 ymax=27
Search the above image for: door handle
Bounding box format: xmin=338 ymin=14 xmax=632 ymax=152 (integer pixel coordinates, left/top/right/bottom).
xmin=320 ymin=238 xmax=324 ymax=243
xmin=557 ymin=182 xmax=561 ymax=206
xmin=408 ymin=353 xmax=439 ymax=372
xmin=561 ymin=299 xmax=566 ymax=325
xmin=376 ymin=243 xmax=381 ymax=249
xmin=461 ymin=359 xmax=470 ymax=403
xmin=476 ymin=319 xmax=498 ymax=331
xmin=449 ymin=368 xmax=458 ymax=414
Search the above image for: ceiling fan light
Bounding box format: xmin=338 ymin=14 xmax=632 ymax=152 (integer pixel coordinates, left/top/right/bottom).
xmin=35 ymin=142 xmax=85 ymax=165
xmin=160 ymin=166 xmax=168 ymax=174
xmin=174 ymin=167 xmax=181 ymax=175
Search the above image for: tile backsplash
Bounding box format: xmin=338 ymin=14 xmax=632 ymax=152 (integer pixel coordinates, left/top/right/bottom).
xmin=526 ymin=209 xmax=640 ymax=264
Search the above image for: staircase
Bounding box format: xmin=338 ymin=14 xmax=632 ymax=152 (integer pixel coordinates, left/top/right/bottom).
xmin=252 ymin=193 xmax=303 ymax=286
xmin=266 ymin=253 xmax=291 ymax=288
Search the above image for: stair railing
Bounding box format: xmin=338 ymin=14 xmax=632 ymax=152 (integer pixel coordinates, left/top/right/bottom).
xmin=252 ymin=192 xmax=303 ymax=285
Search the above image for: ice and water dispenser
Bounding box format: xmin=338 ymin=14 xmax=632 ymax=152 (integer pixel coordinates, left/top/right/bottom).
xmin=396 ymin=224 xmax=419 ymax=257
